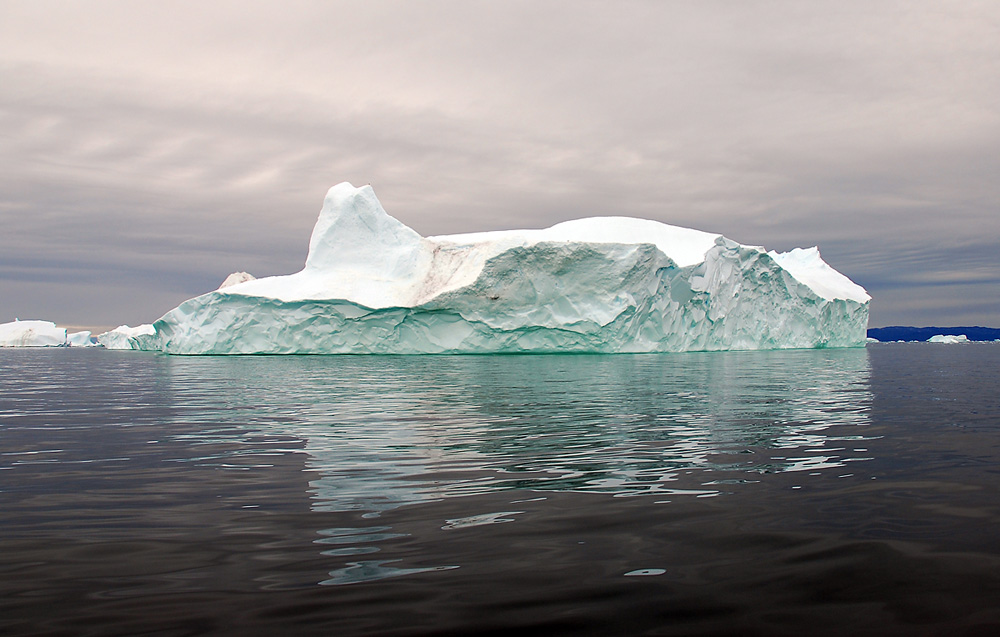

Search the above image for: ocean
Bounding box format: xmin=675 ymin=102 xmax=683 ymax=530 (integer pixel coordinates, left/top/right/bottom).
xmin=2 ymin=344 xmax=999 ymax=636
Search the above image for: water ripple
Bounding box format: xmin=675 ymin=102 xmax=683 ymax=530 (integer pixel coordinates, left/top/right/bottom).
xmin=141 ymin=349 xmax=875 ymax=514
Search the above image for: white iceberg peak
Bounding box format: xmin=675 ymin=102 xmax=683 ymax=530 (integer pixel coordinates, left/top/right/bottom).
xmin=218 ymin=272 xmax=256 ymax=290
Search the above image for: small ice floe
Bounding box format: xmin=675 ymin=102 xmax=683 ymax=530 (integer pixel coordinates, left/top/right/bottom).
xmin=928 ymin=334 xmax=970 ymax=344
xmin=624 ymin=568 xmax=666 ymax=577
xmin=866 ymin=337 xmax=880 ymax=343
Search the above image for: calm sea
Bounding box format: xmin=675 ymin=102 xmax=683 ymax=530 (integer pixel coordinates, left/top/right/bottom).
xmin=2 ymin=344 xmax=999 ymax=636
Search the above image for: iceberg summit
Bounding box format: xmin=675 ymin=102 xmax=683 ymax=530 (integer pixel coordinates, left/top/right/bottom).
xmin=134 ymin=183 xmax=870 ymax=354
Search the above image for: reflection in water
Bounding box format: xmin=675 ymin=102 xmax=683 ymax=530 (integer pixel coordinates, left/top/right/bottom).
xmin=5 ymin=346 xmax=1000 ymax=633
xmin=164 ymin=349 xmax=873 ymax=514
xmin=320 ymin=560 xmax=459 ymax=586
xmin=160 ymin=349 xmax=873 ymax=587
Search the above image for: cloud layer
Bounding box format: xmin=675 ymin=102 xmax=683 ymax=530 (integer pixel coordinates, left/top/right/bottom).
xmin=2 ymin=1 xmax=998 ymax=329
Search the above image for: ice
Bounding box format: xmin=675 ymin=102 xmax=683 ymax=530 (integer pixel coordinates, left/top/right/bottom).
xmin=0 ymin=320 xmax=67 ymax=347
xmin=928 ymin=334 xmax=969 ymax=344
xmin=137 ymin=182 xmax=871 ymax=354
xmin=97 ymin=324 xmax=156 ymax=350
xmin=0 ymin=319 xmax=95 ymax=347
xmin=66 ymin=330 xmax=95 ymax=347
xmin=218 ymin=272 xmax=256 ymax=289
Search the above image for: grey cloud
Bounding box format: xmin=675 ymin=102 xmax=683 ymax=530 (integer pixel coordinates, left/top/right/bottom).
xmin=2 ymin=1 xmax=999 ymax=329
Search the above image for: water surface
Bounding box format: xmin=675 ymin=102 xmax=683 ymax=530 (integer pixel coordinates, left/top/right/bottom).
xmin=2 ymin=345 xmax=999 ymax=635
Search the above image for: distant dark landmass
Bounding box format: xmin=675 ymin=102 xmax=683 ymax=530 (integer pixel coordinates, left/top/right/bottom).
xmin=868 ymin=326 xmax=1000 ymax=342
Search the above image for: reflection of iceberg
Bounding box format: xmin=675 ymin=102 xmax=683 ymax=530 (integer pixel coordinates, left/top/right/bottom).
xmin=141 ymin=183 xmax=870 ymax=354
xmin=319 ymin=559 xmax=458 ymax=586
xmin=162 ymin=350 xmax=873 ymax=516
xmin=301 ymin=350 xmax=873 ymax=511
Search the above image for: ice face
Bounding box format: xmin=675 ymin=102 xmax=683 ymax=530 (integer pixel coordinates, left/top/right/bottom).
xmin=96 ymin=324 xmax=156 ymax=350
xmin=138 ymin=183 xmax=871 ymax=355
xmin=0 ymin=320 xmax=68 ymax=347
xmin=0 ymin=320 xmax=94 ymax=347
xmin=66 ymin=331 xmax=95 ymax=347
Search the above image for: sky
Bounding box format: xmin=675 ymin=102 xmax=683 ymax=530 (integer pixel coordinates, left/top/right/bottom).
xmin=2 ymin=1 xmax=998 ymax=331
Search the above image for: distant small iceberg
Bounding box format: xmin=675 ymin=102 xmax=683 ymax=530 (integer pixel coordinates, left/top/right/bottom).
xmin=0 ymin=319 xmax=96 ymax=348
xmin=928 ymin=334 xmax=969 ymax=344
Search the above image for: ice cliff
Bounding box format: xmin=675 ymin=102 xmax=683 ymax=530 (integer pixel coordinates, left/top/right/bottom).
xmin=0 ymin=320 xmax=95 ymax=347
xmin=97 ymin=324 xmax=156 ymax=350
xmin=135 ymin=183 xmax=870 ymax=354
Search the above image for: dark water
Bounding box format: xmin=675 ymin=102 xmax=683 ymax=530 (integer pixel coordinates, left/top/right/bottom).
xmin=2 ymin=345 xmax=999 ymax=636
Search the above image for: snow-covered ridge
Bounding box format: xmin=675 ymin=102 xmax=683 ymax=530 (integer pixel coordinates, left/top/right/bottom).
xmin=223 ymin=183 xmax=869 ymax=308
xmin=140 ymin=182 xmax=871 ymax=354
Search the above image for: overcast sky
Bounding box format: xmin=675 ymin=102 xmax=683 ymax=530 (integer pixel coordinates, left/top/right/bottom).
xmin=2 ymin=1 xmax=998 ymax=331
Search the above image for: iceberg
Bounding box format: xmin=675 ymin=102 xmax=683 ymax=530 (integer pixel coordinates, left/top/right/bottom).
xmin=137 ymin=183 xmax=870 ymax=355
xmin=0 ymin=319 xmax=95 ymax=347
xmin=96 ymin=324 xmax=156 ymax=350
xmin=928 ymin=334 xmax=969 ymax=344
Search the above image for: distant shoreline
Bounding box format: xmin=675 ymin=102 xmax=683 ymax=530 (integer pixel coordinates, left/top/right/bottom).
xmin=868 ymin=326 xmax=1000 ymax=342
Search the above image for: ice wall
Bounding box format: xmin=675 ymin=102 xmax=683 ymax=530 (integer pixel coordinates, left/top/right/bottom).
xmin=0 ymin=320 xmax=94 ymax=347
xmin=97 ymin=324 xmax=156 ymax=350
xmin=139 ymin=183 xmax=870 ymax=355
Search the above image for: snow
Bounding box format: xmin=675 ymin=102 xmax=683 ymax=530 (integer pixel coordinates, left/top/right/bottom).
xmin=928 ymin=334 xmax=969 ymax=344
xmin=97 ymin=324 xmax=156 ymax=350
xmin=218 ymin=271 xmax=256 ymax=289
xmin=0 ymin=319 xmax=95 ymax=347
xmin=768 ymin=247 xmax=870 ymax=304
xmin=137 ymin=182 xmax=871 ymax=355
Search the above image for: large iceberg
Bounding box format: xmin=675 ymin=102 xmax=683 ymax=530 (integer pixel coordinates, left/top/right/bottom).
xmin=136 ymin=183 xmax=870 ymax=354
xmin=0 ymin=320 xmax=95 ymax=347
